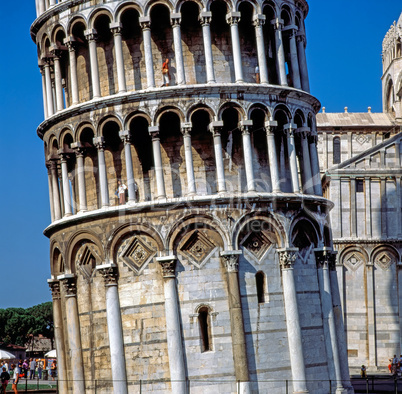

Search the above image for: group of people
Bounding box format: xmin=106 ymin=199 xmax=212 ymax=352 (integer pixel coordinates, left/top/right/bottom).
xmin=0 ymin=358 xmax=57 ymax=393
xmin=388 ymin=354 xmax=402 ymax=375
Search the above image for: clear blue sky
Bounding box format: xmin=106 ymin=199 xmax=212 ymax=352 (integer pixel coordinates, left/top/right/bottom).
xmin=0 ymin=1 xmax=400 ymax=308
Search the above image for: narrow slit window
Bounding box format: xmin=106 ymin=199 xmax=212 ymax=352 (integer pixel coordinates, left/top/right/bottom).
xmin=356 ymin=179 xmax=364 ymax=193
xmin=333 ymin=137 xmax=341 ymax=164
xmin=198 ymin=307 xmax=212 ymax=352
xmin=256 ymin=271 xmax=265 ymax=303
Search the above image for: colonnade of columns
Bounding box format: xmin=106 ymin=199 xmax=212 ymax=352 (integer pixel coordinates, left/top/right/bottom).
xmin=38 ymin=10 xmax=310 ymax=119
xmin=46 ymin=118 xmax=321 ymax=222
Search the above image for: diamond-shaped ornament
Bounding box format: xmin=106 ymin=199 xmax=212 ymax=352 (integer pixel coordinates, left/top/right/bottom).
xmin=344 ymin=252 xmax=363 ymax=271
xmin=76 ymin=244 xmax=102 ymax=281
xmin=119 ymin=236 xmax=156 ymax=274
xmin=241 ymin=231 xmax=272 ymax=261
xmin=376 ymin=253 xmax=392 ymax=270
xmin=180 ymin=231 xmax=217 ymax=268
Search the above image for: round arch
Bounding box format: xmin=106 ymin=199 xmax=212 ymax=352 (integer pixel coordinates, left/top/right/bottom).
xmin=115 ymin=1 xmax=145 ymax=21
xmin=155 ymin=105 xmax=186 ymax=125
xmin=218 ymin=101 xmax=246 ymax=120
xmin=176 ymin=0 xmax=203 ymax=13
xmin=87 ymin=7 xmax=114 ymax=29
xmin=205 ymin=0 xmax=233 ymax=13
xmin=67 ymin=16 xmax=88 ymax=36
xmin=144 ymin=0 xmax=174 ymax=17
xmin=51 ymin=24 xmax=67 ymax=46
xmin=187 ymin=103 xmax=216 ymax=123
xmin=124 ymin=111 xmax=152 ymax=129
xmin=97 ymin=115 xmax=123 ymax=137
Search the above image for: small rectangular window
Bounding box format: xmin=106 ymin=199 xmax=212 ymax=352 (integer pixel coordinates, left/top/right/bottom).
xmin=356 ymin=179 xmax=364 ymax=193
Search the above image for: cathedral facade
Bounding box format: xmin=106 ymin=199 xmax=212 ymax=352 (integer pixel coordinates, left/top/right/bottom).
xmin=316 ymin=12 xmax=402 ymax=372
xmin=32 ymin=0 xmax=352 ymax=393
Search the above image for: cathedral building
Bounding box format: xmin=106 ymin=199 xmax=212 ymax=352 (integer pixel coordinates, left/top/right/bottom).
xmin=316 ymin=12 xmax=402 ymax=372
xmin=31 ymin=0 xmax=352 ymax=393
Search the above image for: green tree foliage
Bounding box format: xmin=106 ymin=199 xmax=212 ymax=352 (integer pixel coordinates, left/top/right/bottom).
xmin=0 ymin=302 xmax=53 ymax=347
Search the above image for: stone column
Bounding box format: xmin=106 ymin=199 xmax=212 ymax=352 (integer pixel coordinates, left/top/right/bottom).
xmin=46 ymin=162 xmax=55 ymax=222
xmin=50 ymin=46 xmax=64 ymax=112
xmin=139 ymin=18 xmax=155 ymax=89
xmin=308 ymin=130 xmax=322 ymax=196
xmin=296 ymin=34 xmax=310 ymax=92
xmin=380 ymin=178 xmax=387 ymax=237
xmin=220 ymin=251 xmax=251 ymax=394
xmin=84 ymin=29 xmax=101 ymax=99
xmin=288 ymin=28 xmax=301 ymax=89
xmin=48 ymin=280 xmax=68 ymax=394
xmin=315 ymin=249 xmax=345 ymax=393
xmin=57 ymin=274 xmax=85 ymax=394
xmin=271 ymin=19 xmax=287 ymax=86
xmin=239 ymin=120 xmax=256 ymax=192
xmin=119 ymin=130 xmax=137 ymax=202
xmin=265 ymin=120 xmax=280 ymax=192
xmin=49 ymin=159 xmax=62 ymax=220
xmin=96 ymin=264 xmax=128 ymax=394
xmin=226 ymin=12 xmax=244 ymax=83
xmin=278 ymin=248 xmax=308 ymax=394
xmin=209 ymin=121 xmax=226 ymax=193
xmin=156 ymin=256 xmax=187 ymax=394
xmin=58 ymin=150 xmax=73 ymax=216
xmin=43 ymin=59 xmax=55 ymax=116
xmin=49 ymin=0 xmax=56 ymax=6
xmin=110 ymin=23 xmax=127 ymax=93
xmin=40 ymin=66 xmax=49 ymax=119
xmin=181 ymin=123 xmax=196 ymax=196
xmin=149 ymin=127 xmax=166 ymax=199
xmin=366 ymin=259 xmax=377 ymax=368
xmin=365 ymin=177 xmax=372 ymax=237
xmin=284 ymin=123 xmax=300 ymax=193
xmin=38 ymin=0 xmax=45 ymax=14
xmin=329 ymin=252 xmax=353 ymax=391
xmin=93 ymin=137 xmax=110 ymax=207
xmin=253 ymin=14 xmax=269 ymax=84
xmin=297 ymin=127 xmax=314 ymax=194
xmin=199 ymin=12 xmax=215 ymax=83
xmin=171 ymin=13 xmax=186 ymax=85
xmin=64 ymin=37 xmax=79 ymax=105
xmin=71 ymin=143 xmax=87 ymax=212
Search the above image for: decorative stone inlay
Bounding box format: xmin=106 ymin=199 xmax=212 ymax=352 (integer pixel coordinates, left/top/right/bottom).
xmin=76 ymin=244 xmax=101 ymax=282
xmin=118 ymin=236 xmax=156 ymax=275
xmin=355 ymin=135 xmax=368 ymax=145
xmin=344 ymin=252 xmax=364 ymax=271
xmin=180 ymin=230 xmax=216 ymax=268
xmin=241 ymin=231 xmax=272 ymax=261
xmin=277 ymin=248 xmax=298 ymax=269
xmin=48 ymin=280 xmax=61 ymax=300
xmin=375 ymin=253 xmax=393 ymax=271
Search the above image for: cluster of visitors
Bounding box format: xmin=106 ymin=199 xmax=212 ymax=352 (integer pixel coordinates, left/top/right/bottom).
xmin=388 ymin=354 xmax=402 ymax=375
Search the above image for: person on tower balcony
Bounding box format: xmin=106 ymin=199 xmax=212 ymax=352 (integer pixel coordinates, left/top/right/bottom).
xmin=162 ymin=58 xmax=170 ymax=87
xmin=116 ymin=180 xmax=127 ymax=205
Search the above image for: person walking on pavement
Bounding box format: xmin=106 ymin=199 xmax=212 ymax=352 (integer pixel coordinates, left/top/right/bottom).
xmin=10 ymin=364 xmax=19 ymax=394
xmin=29 ymin=358 xmax=36 ymax=380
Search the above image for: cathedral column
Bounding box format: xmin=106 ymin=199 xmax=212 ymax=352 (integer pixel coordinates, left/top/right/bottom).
xmin=48 ymin=280 xmax=68 ymax=394
xmin=220 ymin=250 xmax=251 ymax=394
xmin=284 ymin=123 xmax=300 ymax=193
xmin=57 ymin=274 xmax=85 ymax=394
xmin=96 ymin=264 xmax=128 ymax=394
xmin=240 ymin=120 xmax=256 ymax=192
xmin=200 ymin=12 xmax=215 ymax=83
xmin=119 ymin=130 xmax=137 ymax=203
xmin=64 ymin=37 xmax=79 ymax=105
xmin=209 ymin=121 xmax=226 ymax=193
xmin=93 ymin=137 xmax=110 ymax=207
xmin=328 ymin=252 xmax=353 ymax=391
xmin=181 ymin=123 xmax=196 ymax=196
xmin=40 ymin=66 xmax=49 ymax=119
xmin=315 ymin=249 xmax=345 ymax=393
xmin=58 ymin=150 xmax=73 ymax=216
xmin=49 ymin=159 xmax=62 ymax=220
xmin=171 ymin=13 xmax=186 ymax=85
xmin=226 ymin=12 xmax=244 ymax=83
xmin=265 ymin=120 xmax=280 ymax=192
xmin=110 ymin=23 xmax=127 ymax=93
xmin=308 ymin=130 xmax=322 ymax=196
xmin=278 ymin=248 xmax=308 ymax=394
xmin=43 ymin=58 xmax=55 ymax=117
xmin=297 ymin=127 xmax=314 ymax=194
xmin=71 ymin=143 xmax=87 ymax=212
xmin=84 ymin=29 xmax=101 ymax=99
xmin=253 ymin=14 xmax=269 ymax=84
xmin=288 ymin=28 xmax=301 ymax=89
xmin=50 ymin=46 xmax=64 ymax=112
xmin=296 ymin=34 xmax=310 ymax=92
xmin=271 ymin=19 xmax=287 ymax=86
xmin=139 ymin=18 xmax=155 ymax=89
xmin=149 ymin=127 xmax=166 ymax=199
xmin=156 ymin=256 xmax=187 ymax=394
xmin=46 ymin=162 xmax=55 ymax=222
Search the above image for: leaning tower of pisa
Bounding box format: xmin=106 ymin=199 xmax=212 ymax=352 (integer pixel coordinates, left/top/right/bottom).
xmin=32 ymin=0 xmax=353 ymax=393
